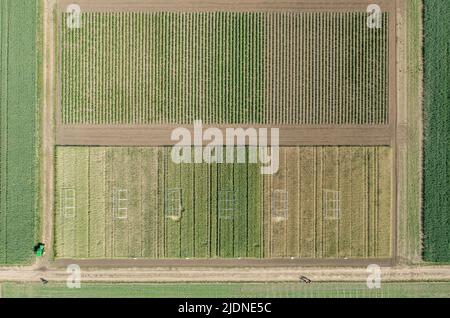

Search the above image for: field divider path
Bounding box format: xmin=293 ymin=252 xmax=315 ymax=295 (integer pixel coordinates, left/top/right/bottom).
xmin=56 ymin=125 xmax=394 ymax=146
xmin=1 ymin=264 xmax=450 ymax=283
xmin=57 ymin=0 xmax=396 ymax=13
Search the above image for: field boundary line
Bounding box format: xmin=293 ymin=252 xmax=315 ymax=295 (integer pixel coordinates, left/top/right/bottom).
xmin=40 ymin=0 xmax=57 ymax=267
xmin=3 ymin=264 xmax=450 ymax=283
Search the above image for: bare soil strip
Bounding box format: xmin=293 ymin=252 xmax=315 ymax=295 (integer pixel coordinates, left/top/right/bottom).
xmin=395 ymin=0 xmax=406 ymax=263
xmin=2 ymin=265 xmax=450 ymax=283
xmin=390 ymin=0 xmax=399 ymax=263
xmin=57 ymin=0 xmax=395 ymax=13
xmin=39 ymin=0 xmax=57 ymax=268
xmin=56 ymin=125 xmax=394 ymax=146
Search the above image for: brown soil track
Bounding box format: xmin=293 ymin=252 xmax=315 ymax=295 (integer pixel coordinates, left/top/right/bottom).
xmin=2 ymin=265 xmax=450 ymax=283
xmin=39 ymin=0 xmax=57 ymax=269
xmin=57 ymin=0 xmax=395 ymax=13
xmin=57 ymin=125 xmax=394 ymax=146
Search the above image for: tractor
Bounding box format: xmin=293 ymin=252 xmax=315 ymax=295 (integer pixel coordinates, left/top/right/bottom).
xmin=33 ymin=243 xmax=45 ymax=257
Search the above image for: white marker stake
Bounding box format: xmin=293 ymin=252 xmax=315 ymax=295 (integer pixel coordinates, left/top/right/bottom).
xmin=367 ymin=4 xmax=382 ymax=29
xmin=66 ymin=4 xmax=81 ymax=29
xmin=66 ymin=264 xmax=81 ymax=289
xmin=366 ymin=264 xmax=382 ymax=289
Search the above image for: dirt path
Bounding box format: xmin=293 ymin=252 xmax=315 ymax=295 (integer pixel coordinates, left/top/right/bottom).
xmin=395 ymin=0 xmax=423 ymax=264
xmin=39 ymin=0 xmax=57 ymax=268
xmin=1 ymin=265 xmax=450 ymax=283
xmin=57 ymin=0 xmax=394 ymax=13
xmin=57 ymin=125 xmax=394 ymax=146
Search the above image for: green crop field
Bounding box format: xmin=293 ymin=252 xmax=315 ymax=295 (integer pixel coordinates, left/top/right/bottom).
xmin=2 ymin=282 xmax=449 ymax=298
xmin=54 ymin=146 xmax=392 ymax=259
xmin=60 ymin=12 xmax=388 ymax=125
xmin=423 ymin=0 xmax=450 ymax=262
xmin=0 ymin=0 xmax=39 ymax=264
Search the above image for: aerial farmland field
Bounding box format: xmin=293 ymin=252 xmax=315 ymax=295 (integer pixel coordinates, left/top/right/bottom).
xmin=3 ymin=0 xmax=448 ymax=302
xmin=50 ymin=0 xmax=398 ymax=266
xmin=0 ymin=0 xmax=39 ymax=265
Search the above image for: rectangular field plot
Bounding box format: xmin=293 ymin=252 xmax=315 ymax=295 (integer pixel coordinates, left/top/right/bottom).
xmin=55 ymin=147 xmax=264 ymax=258
xmin=266 ymin=147 xmax=392 ymax=258
xmin=60 ymin=12 xmax=388 ymax=125
xmin=0 ymin=0 xmax=38 ymax=264
xmin=55 ymin=146 xmax=392 ymax=259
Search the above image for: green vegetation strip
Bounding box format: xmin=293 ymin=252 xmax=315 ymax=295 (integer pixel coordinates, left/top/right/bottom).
xmin=0 ymin=0 xmax=39 ymax=264
xmin=423 ymin=0 xmax=450 ymax=262
xmin=1 ymin=282 xmax=449 ymax=298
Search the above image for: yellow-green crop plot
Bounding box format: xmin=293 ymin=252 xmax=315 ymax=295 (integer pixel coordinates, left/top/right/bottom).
xmin=55 ymin=146 xmax=392 ymax=259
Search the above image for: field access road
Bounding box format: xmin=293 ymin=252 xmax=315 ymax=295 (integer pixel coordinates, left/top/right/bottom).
xmin=40 ymin=0 xmax=57 ymax=269
xmin=57 ymin=125 xmax=394 ymax=147
xmin=57 ymin=0 xmax=394 ymax=13
xmin=1 ymin=265 xmax=450 ymax=283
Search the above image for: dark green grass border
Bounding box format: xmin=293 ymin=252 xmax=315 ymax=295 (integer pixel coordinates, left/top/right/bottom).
xmin=423 ymin=0 xmax=450 ymax=262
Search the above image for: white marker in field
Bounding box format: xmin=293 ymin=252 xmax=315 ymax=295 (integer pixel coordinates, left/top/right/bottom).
xmin=66 ymin=4 xmax=81 ymax=29
xmin=66 ymin=264 xmax=81 ymax=289
xmin=366 ymin=264 xmax=382 ymax=289
xmin=367 ymin=4 xmax=382 ymax=29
